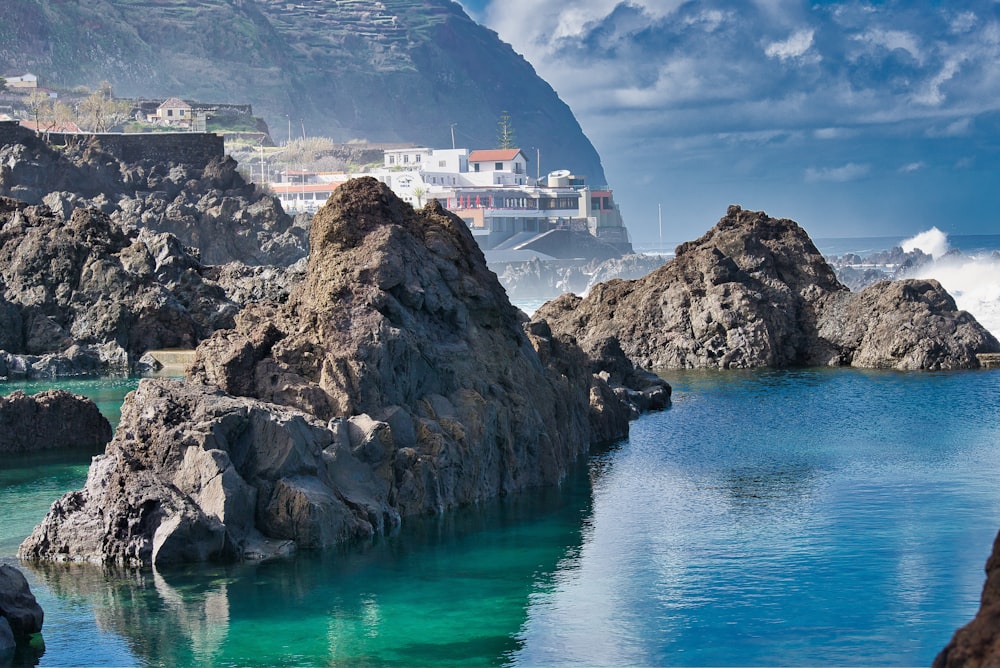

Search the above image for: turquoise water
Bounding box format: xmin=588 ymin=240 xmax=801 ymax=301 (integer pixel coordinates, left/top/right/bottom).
xmin=2 ymin=369 xmax=1000 ymax=666
xmin=0 ymin=376 xmax=141 ymax=428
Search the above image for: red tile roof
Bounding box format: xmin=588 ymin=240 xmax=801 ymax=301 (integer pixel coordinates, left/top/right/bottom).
xmin=468 ymin=149 xmax=525 ymax=163
xmin=19 ymin=120 xmax=83 ymax=133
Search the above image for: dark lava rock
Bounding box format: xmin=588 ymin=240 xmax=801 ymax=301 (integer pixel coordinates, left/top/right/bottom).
xmin=19 ymin=178 xmax=668 ymax=567
xmin=0 ymin=565 xmax=43 ymax=639
xmin=935 ymin=530 xmax=1000 ymax=667
xmin=0 ymin=389 xmax=112 ymax=454
xmin=0 ymin=197 xmax=238 ymax=365
xmin=536 ymin=205 xmax=999 ymax=370
xmin=0 ymin=136 xmax=304 ymax=266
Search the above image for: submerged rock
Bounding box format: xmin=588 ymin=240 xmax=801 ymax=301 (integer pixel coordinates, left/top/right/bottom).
xmin=0 ymin=565 xmax=43 ymax=640
xmin=0 ymin=389 xmax=112 ymax=454
xmin=935 ymin=530 xmax=1000 ymax=667
xmin=20 ymin=178 xmax=668 ymax=567
xmin=536 ymin=205 xmax=999 ymax=370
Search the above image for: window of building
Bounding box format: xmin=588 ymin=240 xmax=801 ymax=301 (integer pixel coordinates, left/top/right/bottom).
xmin=404 ymin=155 xmax=409 ymax=164
xmin=167 ymin=109 xmax=173 ymax=117
xmin=474 ymin=164 xmax=480 ymax=172
xmin=416 ymin=154 xmax=421 ymax=163
xmin=439 ymin=160 xmax=446 ymax=167
xmin=389 ymin=155 xmax=395 ymax=164
xmin=495 ymin=162 xmax=503 ymax=170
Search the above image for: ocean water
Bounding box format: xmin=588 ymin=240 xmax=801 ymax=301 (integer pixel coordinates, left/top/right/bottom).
xmin=3 ymin=368 xmax=1000 ymax=666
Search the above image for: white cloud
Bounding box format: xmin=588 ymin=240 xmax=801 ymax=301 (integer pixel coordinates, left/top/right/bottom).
xmin=927 ymin=117 xmax=972 ymax=137
xmin=473 ymin=1 xmax=1000 ymax=239
xmin=683 ymin=9 xmax=731 ymax=32
xmin=854 ymin=28 xmax=924 ymax=63
xmin=814 ymin=127 xmax=856 ymax=139
xmin=765 ymin=29 xmax=815 ymax=61
xmin=949 ymin=11 xmax=978 ymax=34
xmin=804 ymin=163 xmax=871 ymax=183
xmin=911 ymin=57 xmax=965 ymax=106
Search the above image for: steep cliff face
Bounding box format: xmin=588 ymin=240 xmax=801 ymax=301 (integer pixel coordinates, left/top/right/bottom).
xmin=536 ymin=205 xmax=1000 ymax=370
xmin=0 ymin=0 xmax=606 ymax=183
xmin=20 ymin=178 xmax=667 ymax=567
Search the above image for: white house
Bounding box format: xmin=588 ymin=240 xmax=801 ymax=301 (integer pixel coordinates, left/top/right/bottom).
xmin=383 ymin=147 xmax=432 ymax=168
xmin=467 ymin=149 xmax=529 ymax=185
xmin=3 ymin=73 xmax=38 ymax=89
xmin=148 ymin=97 xmax=193 ymax=127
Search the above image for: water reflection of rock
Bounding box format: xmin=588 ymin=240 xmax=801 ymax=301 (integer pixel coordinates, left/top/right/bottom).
xmin=23 ymin=464 xmax=595 ymax=665
xmin=25 ymin=562 xmax=233 ymax=666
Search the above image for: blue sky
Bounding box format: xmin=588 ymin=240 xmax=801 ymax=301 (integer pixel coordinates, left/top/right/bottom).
xmin=458 ymin=0 xmax=1000 ymax=245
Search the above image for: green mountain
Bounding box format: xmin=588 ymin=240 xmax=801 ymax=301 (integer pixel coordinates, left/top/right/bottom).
xmin=0 ymin=0 xmax=607 ymax=184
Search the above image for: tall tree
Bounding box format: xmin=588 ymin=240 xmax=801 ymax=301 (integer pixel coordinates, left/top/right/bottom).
xmin=78 ymin=81 xmax=133 ymax=132
xmin=496 ymin=110 xmax=515 ymax=149
xmin=24 ymin=89 xmax=52 ymax=131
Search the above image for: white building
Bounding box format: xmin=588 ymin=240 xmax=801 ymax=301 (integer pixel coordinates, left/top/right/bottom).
xmin=147 ymin=97 xmax=194 ymax=127
xmin=264 ymin=144 xmax=632 ymax=257
xmin=3 ymin=73 xmax=38 ymax=89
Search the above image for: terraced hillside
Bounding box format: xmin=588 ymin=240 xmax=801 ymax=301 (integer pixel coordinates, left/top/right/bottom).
xmin=0 ymin=0 xmax=606 ymax=184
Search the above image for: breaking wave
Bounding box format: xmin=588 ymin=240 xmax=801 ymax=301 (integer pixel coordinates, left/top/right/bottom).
xmin=900 ymin=230 xmax=1000 ymax=339
xmin=900 ymin=227 xmax=950 ymax=260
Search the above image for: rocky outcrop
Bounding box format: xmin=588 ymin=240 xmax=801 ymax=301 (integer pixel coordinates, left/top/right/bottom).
xmin=0 ymin=565 xmax=44 ymax=655
xmin=0 ymin=135 xmax=305 ymax=266
xmin=935 ymin=530 xmax=1000 ymax=667
xmin=20 ymin=178 xmax=668 ymax=567
xmin=203 ymin=258 xmax=307 ymax=308
xmin=19 ymin=379 xmax=384 ymax=565
xmin=0 ymin=389 xmax=112 ymax=453
xmin=536 ymin=205 xmax=999 ymax=370
xmin=0 ymin=197 xmax=239 ymax=369
xmin=817 ymin=279 xmax=993 ymax=369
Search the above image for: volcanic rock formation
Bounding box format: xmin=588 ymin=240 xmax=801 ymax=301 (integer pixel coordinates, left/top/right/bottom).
xmin=0 ymin=390 xmax=112 ymax=454
xmin=0 ymin=197 xmax=238 ymax=373
xmin=0 ymin=133 xmax=304 ymax=266
xmin=935 ymin=529 xmax=1000 ymax=667
xmin=536 ymin=205 xmax=999 ymax=370
xmin=0 ymin=564 xmax=44 ymax=662
xmin=19 ymin=178 xmax=668 ymax=567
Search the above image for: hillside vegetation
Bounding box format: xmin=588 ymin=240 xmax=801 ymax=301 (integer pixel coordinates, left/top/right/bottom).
xmin=0 ymin=0 xmax=606 ymax=183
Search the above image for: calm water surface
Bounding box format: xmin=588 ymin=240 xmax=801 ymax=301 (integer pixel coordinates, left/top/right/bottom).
xmin=2 ymin=369 xmax=999 ymax=666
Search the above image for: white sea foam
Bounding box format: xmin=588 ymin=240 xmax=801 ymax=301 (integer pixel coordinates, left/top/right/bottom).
xmin=900 ymin=227 xmax=950 ymax=259
xmin=900 ymin=230 xmax=1000 ymax=339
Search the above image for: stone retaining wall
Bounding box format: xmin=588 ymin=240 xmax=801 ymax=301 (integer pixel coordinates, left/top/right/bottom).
xmin=0 ymin=121 xmax=224 ymax=168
